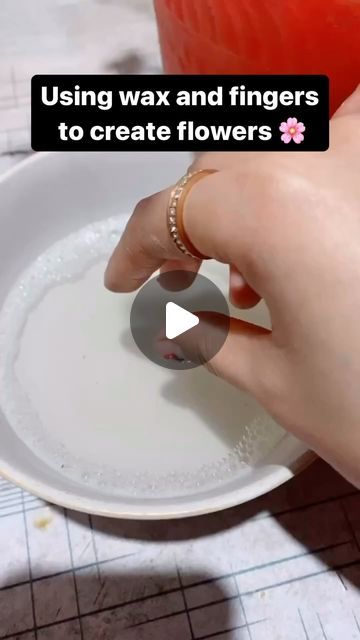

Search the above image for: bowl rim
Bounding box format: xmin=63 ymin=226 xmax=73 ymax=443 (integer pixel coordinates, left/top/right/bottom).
xmin=0 ymin=450 xmax=316 ymax=520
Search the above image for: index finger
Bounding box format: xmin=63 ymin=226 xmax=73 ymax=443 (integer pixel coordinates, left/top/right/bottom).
xmin=104 ymin=166 xmax=264 ymax=294
xmin=104 ymin=174 xmax=211 ymax=292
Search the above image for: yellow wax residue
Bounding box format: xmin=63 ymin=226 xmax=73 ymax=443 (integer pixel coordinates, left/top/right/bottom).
xmin=33 ymin=513 xmax=53 ymax=531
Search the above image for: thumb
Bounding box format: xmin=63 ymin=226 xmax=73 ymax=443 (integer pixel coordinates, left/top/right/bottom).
xmin=171 ymin=312 xmax=277 ymax=398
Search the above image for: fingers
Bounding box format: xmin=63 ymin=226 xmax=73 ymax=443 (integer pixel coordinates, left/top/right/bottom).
xmin=160 ymin=257 xmax=201 ymax=287
xmin=160 ymin=258 xmax=200 ymax=275
xmin=105 ymin=167 xmax=264 ymax=293
xmin=105 ymin=187 xmax=197 ymax=292
xmin=229 ymin=265 xmax=261 ymax=309
xmin=172 ymin=312 xmax=277 ymax=399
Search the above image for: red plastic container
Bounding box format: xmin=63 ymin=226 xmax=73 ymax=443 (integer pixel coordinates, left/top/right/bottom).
xmin=154 ymin=0 xmax=360 ymax=115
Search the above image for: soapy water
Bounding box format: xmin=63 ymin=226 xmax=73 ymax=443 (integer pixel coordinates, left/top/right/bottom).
xmin=0 ymin=216 xmax=284 ymax=499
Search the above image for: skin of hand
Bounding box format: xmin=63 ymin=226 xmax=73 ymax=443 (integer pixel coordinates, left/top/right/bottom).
xmin=105 ymin=86 xmax=360 ymax=488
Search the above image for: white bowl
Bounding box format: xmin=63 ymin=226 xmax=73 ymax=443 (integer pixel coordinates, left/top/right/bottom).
xmin=0 ymin=151 xmax=312 ymax=519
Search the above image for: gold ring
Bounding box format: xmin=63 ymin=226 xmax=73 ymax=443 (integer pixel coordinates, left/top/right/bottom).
xmin=167 ymin=169 xmax=217 ymax=260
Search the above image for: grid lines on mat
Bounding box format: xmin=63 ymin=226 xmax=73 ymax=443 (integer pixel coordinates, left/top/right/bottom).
xmin=1 ymin=473 xmax=360 ymax=639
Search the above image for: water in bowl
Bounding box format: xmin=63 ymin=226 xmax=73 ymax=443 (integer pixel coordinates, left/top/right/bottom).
xmin=0 ymin=216 xmax=283 ymax=499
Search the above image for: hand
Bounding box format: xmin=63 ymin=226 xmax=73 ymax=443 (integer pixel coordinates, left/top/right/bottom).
xmin=105 ymin=87 xmax=360 ymax=487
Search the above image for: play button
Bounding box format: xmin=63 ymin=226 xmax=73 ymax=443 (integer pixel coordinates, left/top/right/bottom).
xmin=165 ymin=302 xmax=199 ymax=339
xmin=130 ymin=270 xmax=230 ymax=370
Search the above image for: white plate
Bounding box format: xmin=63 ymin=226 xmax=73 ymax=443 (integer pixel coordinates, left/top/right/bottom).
xmin=0 ymin=151 xmax=312 ymax=519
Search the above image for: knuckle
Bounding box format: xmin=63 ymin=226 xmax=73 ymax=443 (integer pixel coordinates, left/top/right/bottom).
xmin=132 ymin=195 xmax=152 ymax=218
xmin=187 ymin=152 xmax=228 ymax=173
xmin=187 ymin=152 xmax=213 ymax=172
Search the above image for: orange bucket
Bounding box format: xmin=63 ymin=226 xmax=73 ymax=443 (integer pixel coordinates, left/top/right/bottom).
xmin=154 ymin=0 xmax=360 ymax=114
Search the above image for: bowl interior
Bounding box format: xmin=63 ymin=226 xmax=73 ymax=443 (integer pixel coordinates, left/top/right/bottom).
xmin=0 ymin=152 xmax=308 ymax=518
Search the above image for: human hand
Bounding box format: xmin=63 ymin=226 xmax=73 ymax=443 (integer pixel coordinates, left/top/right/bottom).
xmin=105 ymin=87 xmax=360 ymax=487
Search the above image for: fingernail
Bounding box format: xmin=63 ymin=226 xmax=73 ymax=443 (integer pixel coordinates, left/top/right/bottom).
xmin=154 ymin=336 xmax=186 ymax=362
xmin=163 ymin=352 xmax=185 ymax=362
